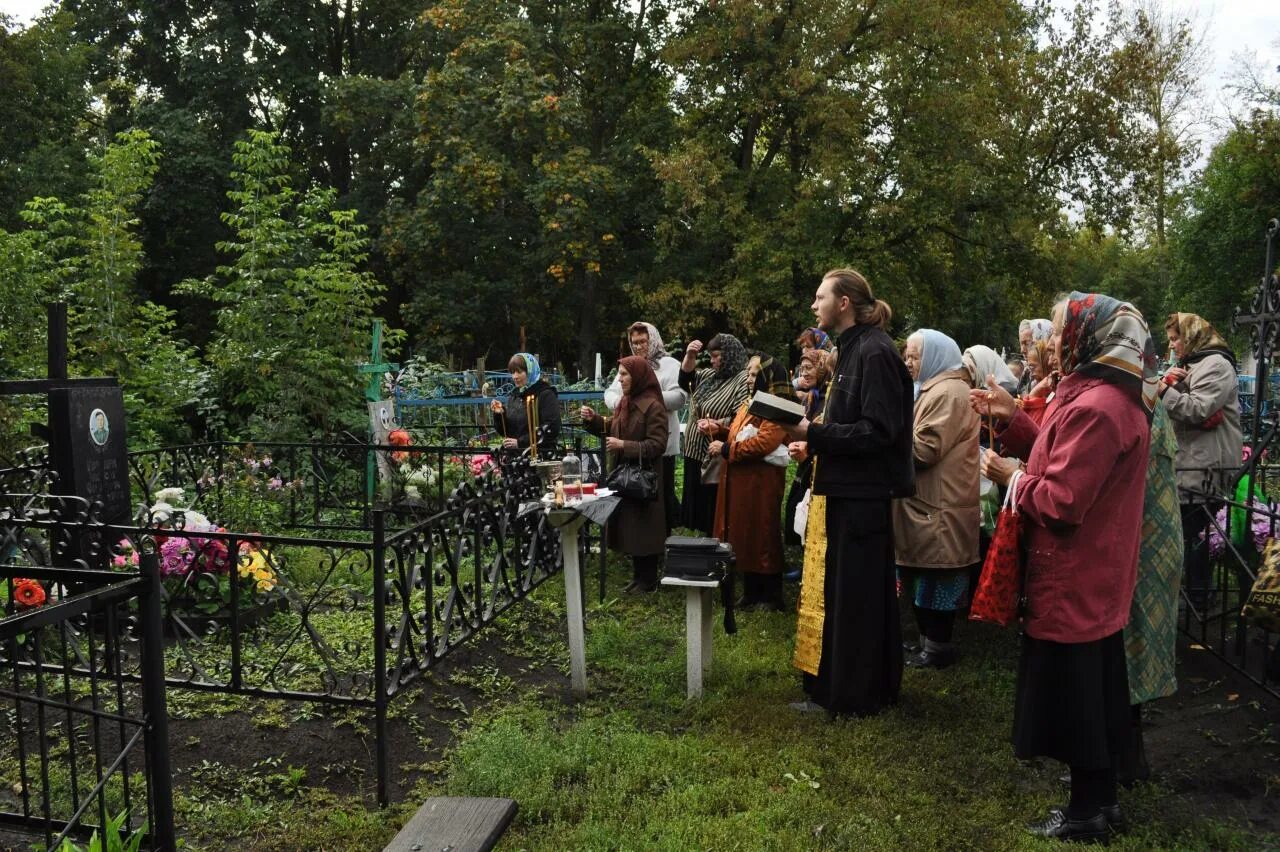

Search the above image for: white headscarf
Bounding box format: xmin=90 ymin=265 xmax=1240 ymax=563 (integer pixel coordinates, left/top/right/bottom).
xmin=631 ymin=322 xmax=669 ymax=366
xmin=1028 ymin=318 xmax=1052 ymax=342
xmin=963 ymin=345 xmax=1019 ymax=396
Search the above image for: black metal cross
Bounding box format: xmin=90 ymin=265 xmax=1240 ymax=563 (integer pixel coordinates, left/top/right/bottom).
xmin=0 ymin=303 xmax=116 ymax=399
xmin=1232 ymin=219 xmax=1280 ymax=452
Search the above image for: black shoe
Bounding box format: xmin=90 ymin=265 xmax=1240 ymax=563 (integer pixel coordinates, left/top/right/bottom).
xmin=1101 ymin=804 xmax=1126 ymax=834
xmin=623 ymin=580 xmax=656 ymax=594
xmin=782 ymin=568 xmax=801 ymax=583
xmin=1026 ymin=808 xmax=1109 ymax=844
xmin=903 ymin=640 xmax=921 ymax=654
xmin=788 ymin=699 xmax=827 ymax=715
xmin=905 ymin=649 xmax=956 ymax=669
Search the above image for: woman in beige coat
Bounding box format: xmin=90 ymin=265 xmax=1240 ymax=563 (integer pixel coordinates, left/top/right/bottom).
xmin=895 ymin=329 xmax=980 ymax=669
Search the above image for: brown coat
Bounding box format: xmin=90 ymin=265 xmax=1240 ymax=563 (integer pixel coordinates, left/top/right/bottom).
xmin=586 ymin=394 xmax=669 ymax=556
xmin=892 ymin=369 xmax=980 ymax=569
xmin=712 ymin=406 xmax=787 ymax=575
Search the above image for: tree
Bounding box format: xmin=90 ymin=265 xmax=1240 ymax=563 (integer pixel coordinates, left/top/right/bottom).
xmin=1169 ymin=112 xmax=1280 ymax=332
xmin=0 ymin=10 xmax=93 ymax=230
xmin=180 ymin=129 xmax=395 ymax=439
xmin=644 ymin=0 xmax=1155 ymax=353
xmin=386 ymin=0 xmax=673 ymax=371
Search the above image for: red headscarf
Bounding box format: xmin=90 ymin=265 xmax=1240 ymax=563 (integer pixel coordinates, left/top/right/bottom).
xmin=614 ymin=355 xmax=663 ymax=434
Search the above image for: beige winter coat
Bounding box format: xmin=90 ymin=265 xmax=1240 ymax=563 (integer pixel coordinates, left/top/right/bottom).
xmin=892 ymin=369 xmax=980 ymax=569
xmin=1163 ymin=351 xmax=1242 ymax=499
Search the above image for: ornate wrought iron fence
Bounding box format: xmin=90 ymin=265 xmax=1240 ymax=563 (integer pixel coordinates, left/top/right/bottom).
xmin=0 ymin=546 xmax=175 ymax=850
xmin=2 ymin=444 xmax=604 ymax=807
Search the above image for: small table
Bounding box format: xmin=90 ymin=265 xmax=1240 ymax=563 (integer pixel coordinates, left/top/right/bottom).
xmin=540 ymin=495 xmax=620 ymax=696
xmin=659 ymin=575 xmax=722 ymax=699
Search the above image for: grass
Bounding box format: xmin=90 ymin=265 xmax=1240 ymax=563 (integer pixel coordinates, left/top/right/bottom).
xmin=5 ymin=549 xmax=1274 ymax=850
xmin=428 ymin=564 xmax=1272 ymax=851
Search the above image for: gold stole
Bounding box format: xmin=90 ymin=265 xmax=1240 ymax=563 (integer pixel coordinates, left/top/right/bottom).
xmin=792 ymin=375 xmax=835 ymax=676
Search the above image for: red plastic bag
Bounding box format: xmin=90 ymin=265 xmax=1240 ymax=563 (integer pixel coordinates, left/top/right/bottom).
xmin=970 ymin=470 xmax=1023 ymax=626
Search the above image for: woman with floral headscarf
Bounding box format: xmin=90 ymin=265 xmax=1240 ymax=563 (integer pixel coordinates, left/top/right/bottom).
xmin=979 ymin=293 xmax=1156 ymax=843
xmin=1160 ymin=312 xmax=1242 ymax=612
xmin=491 ymin=353 xmax=561 ymax=456
xmin=581 ymin=356 xmax=669 ymax=592
xmin=679 ymin=333 xmax=751 ymax=534
xmin=896 ymin=329 xmax=980 ymax=669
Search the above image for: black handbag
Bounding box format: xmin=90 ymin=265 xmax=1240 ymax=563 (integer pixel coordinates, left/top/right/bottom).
xmin=604 ymin=441 xmax=658 ymax=502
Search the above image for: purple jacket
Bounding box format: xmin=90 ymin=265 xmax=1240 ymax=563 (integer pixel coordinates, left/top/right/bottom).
xmin=999 ymin=374 xmax=1151 ymax=643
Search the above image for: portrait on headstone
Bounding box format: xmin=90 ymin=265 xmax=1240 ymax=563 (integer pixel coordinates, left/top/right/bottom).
xmin=89 ymin=408 xmax=110 ymax=446
xmin=368 ymin=400 xmax=399 ymax=482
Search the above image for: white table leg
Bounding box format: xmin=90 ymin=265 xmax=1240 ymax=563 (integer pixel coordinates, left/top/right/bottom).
xmin=561 ymin=526 xmax=587 ymax=695
xmin=700 ymin=587 xmax=713 ymax=674
xmin=685 ymin=586 xmax=703 ymax=699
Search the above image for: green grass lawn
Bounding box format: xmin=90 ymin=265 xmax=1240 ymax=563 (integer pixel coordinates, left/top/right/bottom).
xmin=137 ymin=554 xmax=1275 ymax=850
xmin=428 ymin=566 xmax=1270 ymax=851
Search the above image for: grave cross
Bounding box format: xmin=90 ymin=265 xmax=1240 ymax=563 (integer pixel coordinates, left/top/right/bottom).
xmin=1232 ymin=218 xmax=1280 ymax=453
xmin=357 ymin=320 xmax=399 ymax=404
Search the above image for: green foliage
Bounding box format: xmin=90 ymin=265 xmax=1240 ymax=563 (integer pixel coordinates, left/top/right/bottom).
xmin=0 ymin=11 xmax=93 ymax=230
xmin=52 ymin=811 xmax=146 ymax=852
xmin=1169 ymin=112 xmax=1280 ymax=331
xmin=180 ymin=129 xmax=396 ymax=439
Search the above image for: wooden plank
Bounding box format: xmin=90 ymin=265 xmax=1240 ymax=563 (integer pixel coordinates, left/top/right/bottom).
xmin=383 ymin=797 xmax=517 ymax=852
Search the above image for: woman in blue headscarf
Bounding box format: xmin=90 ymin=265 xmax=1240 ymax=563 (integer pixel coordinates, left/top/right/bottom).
xmin=491 ymin=353 xmax=561 ymax=455
xmin=895 ymin=329 xmax=981 ymax=669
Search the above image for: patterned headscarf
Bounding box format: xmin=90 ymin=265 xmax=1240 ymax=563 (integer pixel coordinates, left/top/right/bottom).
xmin=753 ymin=354 xmax=795 ymax=397
xmin=962 ymin=345 xmax=1019 ymax=396
xmin=1167 ymin=312 xmax=1235 ymax=367
xmin=798 ymin=349 xmax=832 ymax=418
xmin=796 ymin=327 xmax=833 ymax=352
xmin=1061 ymin=292 xmax=1158 ymax=420
xmin=695 ymin=333 xmax=748 ymax=404
xmin=614 ymin=355 xmax=662 ymax=434
xmin=629 ymin=322 xmax=670 ymax=366
xmin=514 ymin=353 xmax=541 ymax=387
xmin=1028 ymin=319 xmax=1053 ymax=342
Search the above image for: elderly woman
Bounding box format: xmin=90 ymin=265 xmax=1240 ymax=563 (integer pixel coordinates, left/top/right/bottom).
xmin=1019 ymin=336 xmax=1059 ymax=425
xmin=679 ymin=334 xmax=751 ymax=535
xmin=491 ymin=353 xmax=561 ymax=456
xmin=963 ymin=345 xmax=1020 ymax=398
xmin=1017 ymin=318 xmax=1053 ymax=395
xmin=581 ymin=356 xmax=669 ymax=592
xmin=979 ymin=293 xmax=1155 ymax=843
xmin=1159 ymin=313 xmax=1243 ymax=612
xmin=895 ymin=330 xmax=980 ymax=669
xmin=707 ymin=355 xmax=793 ymax=611
xmin=785 ymin=349 xmax=833 ymax=550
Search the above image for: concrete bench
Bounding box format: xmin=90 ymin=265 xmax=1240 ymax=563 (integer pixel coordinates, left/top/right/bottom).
xmin=659 ymin=575 xmax=721 ymax=699
xmin=383 ymin=797 xmax=517 ymax=852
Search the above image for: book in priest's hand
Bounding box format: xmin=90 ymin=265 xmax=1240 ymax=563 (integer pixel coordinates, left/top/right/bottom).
xmin=746 ymin=390 xmax=806 ymax=425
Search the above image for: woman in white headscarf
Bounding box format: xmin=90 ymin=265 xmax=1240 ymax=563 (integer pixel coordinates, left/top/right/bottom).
xmin=963 ymin=345 xmax=1020 ymax=398
xmin=896 ymin=330 xmax=981 ymax=668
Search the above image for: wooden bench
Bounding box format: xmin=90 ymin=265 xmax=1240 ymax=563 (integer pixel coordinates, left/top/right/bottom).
xmin=659 ymin=575 xmax=721 ymax=699
xmin=383 ymin=797 xmax=517 ymax=852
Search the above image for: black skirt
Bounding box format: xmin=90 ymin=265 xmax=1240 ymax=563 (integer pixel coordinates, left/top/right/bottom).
xmin=680 ymin=455 xmax=718 ymax=535
xmin=1012 ymin=631 xmax=1130 ymax=769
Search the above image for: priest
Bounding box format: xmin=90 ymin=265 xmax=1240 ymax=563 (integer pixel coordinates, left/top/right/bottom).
xmin=782 ymin=268 xmax=915 ymax=717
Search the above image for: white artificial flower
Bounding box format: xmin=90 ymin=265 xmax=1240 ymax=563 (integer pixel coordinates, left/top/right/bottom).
xmin=156 ymin=487 xmax=186 ymax=505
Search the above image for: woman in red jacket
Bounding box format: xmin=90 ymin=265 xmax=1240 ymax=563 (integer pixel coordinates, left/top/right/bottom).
xmin=980 ymin=292 xmax=1157 ymax=844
